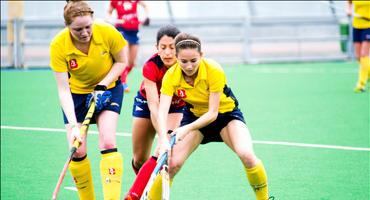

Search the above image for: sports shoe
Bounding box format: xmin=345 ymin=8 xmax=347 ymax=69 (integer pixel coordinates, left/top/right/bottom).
xmin=354 ymin=85 xmax=365 ymax=93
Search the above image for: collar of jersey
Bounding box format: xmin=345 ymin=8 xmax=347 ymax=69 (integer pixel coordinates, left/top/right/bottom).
xmin=175 ymin=58 xmax=207 ymax=88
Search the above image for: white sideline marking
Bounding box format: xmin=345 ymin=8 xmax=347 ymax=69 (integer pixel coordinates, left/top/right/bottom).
xmin=2 ymin=125 xmax=370 ymax=152
xmin=64 ymin=186 xmax=77 ymax=192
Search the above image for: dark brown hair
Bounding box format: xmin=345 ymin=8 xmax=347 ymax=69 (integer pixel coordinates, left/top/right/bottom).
xmin=64 ymin=0 xmax=94 ymax=25
xmin=174 ymin=32 xmax=201 ymax=54
xmin=156 ymin=24 xmax=181 ymax=45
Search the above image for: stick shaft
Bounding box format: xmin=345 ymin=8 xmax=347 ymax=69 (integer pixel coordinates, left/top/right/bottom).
xmin=51 ymin=101 xmax=95 ymax=200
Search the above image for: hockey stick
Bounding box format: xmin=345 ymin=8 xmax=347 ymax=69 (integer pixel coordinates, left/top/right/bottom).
xmin=51 ymin=100 xmax=96 ymax=200
xmin=160 ymin=165 xmax=170 ymax=200
xmin=140 ymin=134 xmax=176 ymax=200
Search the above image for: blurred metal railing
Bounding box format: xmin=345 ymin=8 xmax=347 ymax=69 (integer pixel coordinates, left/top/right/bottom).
xmin=1 ymin=16 xmax=353 ymax=68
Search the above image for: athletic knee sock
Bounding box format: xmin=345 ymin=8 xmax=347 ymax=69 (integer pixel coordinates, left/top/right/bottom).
xmin=121 ymin=64 xmax=134 ymax=84
xmin=100 ymin=148 xmax=123 ymax=200
xmin=245 ymin=161 xmax=269 ymax=200
xmin=357 ymin=56 xmax=369 ymax=87
xmin=148 ymin=173 xmax=163 ymax=200
xmin=124 ymin=156 xmax=157 ymax=200
xmin=69 ymin=155 xmax=95 ymax=200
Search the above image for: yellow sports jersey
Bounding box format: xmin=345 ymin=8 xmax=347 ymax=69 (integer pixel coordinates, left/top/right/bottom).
xmin=161 ymin=58 xmax=237 ymax=117
xmin=50 ymin=20 xmax=127 ymax=94
xmin=352 ymin=1 xmax=370 ymax=29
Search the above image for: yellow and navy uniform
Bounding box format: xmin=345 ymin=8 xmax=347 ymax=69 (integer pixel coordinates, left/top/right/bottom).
xmin=351 ymin=1 xmax=370 ymax=92
xmin=161 ymin=58 xmax=237 ymax=117
xmin=50 ymin=20 xmax=127 ymax=94
xmin=51 ymin=21 xmax=126 ymax=200
xmin=157 ymin=58 xmax=269 ymax=200
xmin=352 ymin=1 xmax=370 ymax=29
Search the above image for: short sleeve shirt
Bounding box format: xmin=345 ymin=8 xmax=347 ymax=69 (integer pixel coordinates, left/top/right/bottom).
xmin=49 ymin=20 xmax=127 ymax=94
xmin=161 ymin=58 xmax=237 ymax=117
xmin=139 ymin=54 xmax=185 ymax=108
xmin=352 ymin=1 xmax=370 ymax=29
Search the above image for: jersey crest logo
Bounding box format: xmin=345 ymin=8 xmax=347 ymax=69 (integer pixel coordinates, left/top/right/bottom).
xmin=108 ymin=168 xmax=116 ymax=175
xmin=177 ymin=89 xmax=187 ymax=98
xmin=69 ymin=59 xmax=78 ymax=69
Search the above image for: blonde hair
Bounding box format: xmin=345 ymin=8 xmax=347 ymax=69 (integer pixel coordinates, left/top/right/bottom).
xmin=64 ymin=0 xmax=94 ymax=25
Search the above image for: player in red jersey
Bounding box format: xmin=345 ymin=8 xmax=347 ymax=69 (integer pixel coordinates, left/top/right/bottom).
xmin=107 ymin=0 xmax=149 ymax=92
xmin=123 ymin=24 xmax=184 ymax=200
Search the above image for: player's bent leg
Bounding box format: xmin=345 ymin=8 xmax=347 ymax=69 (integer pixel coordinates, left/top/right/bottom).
xmin=69 ymin=155 xmax=96 ymax=200
xmin=355 ymin=56 xmax=369 ymax=92
xmin=221 ymin=120 xmax=269 ymax=200
xmin=96 ymin=111 xmax=123 ymax=200
xmin=124 ymin=156 xmax=158 ymax=200
xmin=145 ymin=130 xmax=203 ymax=200
xmin=100 ymin=148 xmax=123 ymax=200
xmin=132 ymin=117 xmax=156 ymax=172
xmin=245 ymin=160 xmax=269 ymax=200
xmin=169 ymin=130 xmax=203 ymax=178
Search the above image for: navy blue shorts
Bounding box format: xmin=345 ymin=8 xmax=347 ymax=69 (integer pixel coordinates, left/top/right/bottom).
xmin=353 ymin=27 xmax=370 ymax=42
xmin=116 ymin=27 xmax=139 ymax=45
xmin=132 ymin=91 xmax=184 ymax=118
xmin=180 ymin=107 xmax=246 ymax=144
xmin=63 ymin=81 xmax=124 ymax=124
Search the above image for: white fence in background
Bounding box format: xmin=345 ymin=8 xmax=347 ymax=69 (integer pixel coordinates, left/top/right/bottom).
xmin=1 ymin=16 xmax=353 ymax=68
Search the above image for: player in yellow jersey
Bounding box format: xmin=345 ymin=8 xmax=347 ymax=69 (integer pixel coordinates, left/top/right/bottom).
xmin=49 ymin=1 xmax=127 ymax=199
xmin=347 ymin=0 xmax=370 ymax=92
xmin=151 ymin=32 xmax=274 ymax=200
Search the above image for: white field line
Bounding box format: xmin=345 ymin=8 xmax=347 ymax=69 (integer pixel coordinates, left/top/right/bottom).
xmin=2 ymin=125 xmax=370 ymax=152
xmin=64 ymin=186 xmax=77 ymax=191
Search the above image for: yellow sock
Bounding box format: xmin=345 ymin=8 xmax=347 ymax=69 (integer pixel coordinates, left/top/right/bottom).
xmin=357 ymin=56 xmax=369 ymax=87
xmin=100 ymin=150 xmax=123 ymax=200
xmin=69 ymin=156 xmax=95 ymax=200
xmin=245 ymin=161 xmax=269 ymax=200
xmin=148 ymin=174 xmax=163 ymax=200
xmin=362 ymin=56 xmax=370 ymax=81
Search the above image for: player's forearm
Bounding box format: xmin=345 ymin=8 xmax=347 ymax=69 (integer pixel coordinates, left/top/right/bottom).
xmin=54 ymin=72 xmax=77 ymax=125
xmin=157 ymin=95 xmax=172 ymax=140
xmin=187 ymin=110 xmax=218 ymax=131
xmin=57 ymin=84 xmax=77 ymax=125
xmin=98 ymin=61 xmax=125 ymax=86
xmin=346 ymin=1 xmax=353 ymax=16
xmin=157 ymin=109 xmax=169 ymax=140
xmin=148 ymin=103 xmax=159 ymax=131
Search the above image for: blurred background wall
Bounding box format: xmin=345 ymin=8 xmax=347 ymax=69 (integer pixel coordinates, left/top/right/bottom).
xmin=0 ymin=1 xmax=352 ymax=68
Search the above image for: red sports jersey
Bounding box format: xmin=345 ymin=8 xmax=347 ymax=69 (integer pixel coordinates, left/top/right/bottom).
xmin=140 ymin=54 xmax=185 ymax=108
xmin=110 ymin=0 xmax=140 ymax=30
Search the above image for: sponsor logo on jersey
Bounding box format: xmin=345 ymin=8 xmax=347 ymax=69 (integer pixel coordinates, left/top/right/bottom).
xmin=177 ymin=89 xmax=187 ymax=98
xmin=69 ymin=59 xmax=78 ymax=69
xmin=108 ymin=168 xmax=116 ymax=175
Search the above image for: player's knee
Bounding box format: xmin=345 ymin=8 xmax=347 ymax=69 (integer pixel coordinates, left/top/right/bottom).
xmin=169 ymin=160 xmax=183 ymax=177
xmin=100 ymin=141 xmax=116 ymax=150
xmin=133 ymin=157 xmax=145 ymax=169
xmin=74 ymin=149 xmax=87 ymax=158
xmin=238 ymin=151 xmax=258 ymax=168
